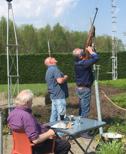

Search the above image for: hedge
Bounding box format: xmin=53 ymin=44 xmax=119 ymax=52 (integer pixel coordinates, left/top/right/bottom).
xmin=0 ymin=52 xmax=126 ymax=84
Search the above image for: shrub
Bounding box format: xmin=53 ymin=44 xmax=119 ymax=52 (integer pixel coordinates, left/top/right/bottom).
xmin=96 ymin=141 xmax=125 ymax=154
xmin=1 ymin=52 xmax=126 ymax=83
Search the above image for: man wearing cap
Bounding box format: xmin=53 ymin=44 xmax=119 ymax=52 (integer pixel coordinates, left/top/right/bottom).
xmin=73 ymin=46 xmax=99 ymax=118
xmin=44 ymin=57 xmax=68 ymax=122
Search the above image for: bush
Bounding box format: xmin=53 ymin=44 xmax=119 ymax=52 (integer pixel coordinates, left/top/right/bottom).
xmin=1 ymin=52 xmax=126 ymax=83
xmin=96 ymin=141 xmax=125 ymax=154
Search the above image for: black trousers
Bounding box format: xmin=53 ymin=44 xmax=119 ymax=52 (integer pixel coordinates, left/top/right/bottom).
xmin=32 ymin=138 xmax=71 ymax=154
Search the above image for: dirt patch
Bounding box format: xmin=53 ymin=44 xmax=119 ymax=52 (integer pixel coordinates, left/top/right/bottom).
xmin=68 ymin=85 xmax=126 ymax=119
xmin=1 ymin=85 xmax=126 ymax=123
xmin=91 ymin=85 xmax=126 ymax=119
xmin=31 ymin=85 xmax=126 ymax=124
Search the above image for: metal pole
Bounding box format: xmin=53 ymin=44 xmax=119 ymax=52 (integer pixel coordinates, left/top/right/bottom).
xmin=47 ymin=40 xmax=51 ymax=57
xmin=6 ymin=0 xmax=19 ymax=114
xmin=6 ymin=1 xmax=11 ymax=113
xmin=94 ymin=65 xmax=103 ymax=134
xmin=11 ymin=3 xmax=19 ymax=93
xmin=0 ymin=111 xmax=3 ymax=154
xmin=111 ymin=0 xmax=118 ymax=80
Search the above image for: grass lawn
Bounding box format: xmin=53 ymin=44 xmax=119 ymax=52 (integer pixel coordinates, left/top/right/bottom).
xmin=100 ymin=79 xmax=126 ymax=89
xmin=99 ymin=79 xmax=126 ymax=108
xmin=0 ymin=83 xmax=76 ymax=96
xmin=111 ymin=93 xmax=126 ymax=108
xmin=1 ymin=78 xmax=126 ymax=94
xmin=0 ymin=79 xmax=126 ymax=105
xmin=0 ymin=83 xmax=47 ymax=96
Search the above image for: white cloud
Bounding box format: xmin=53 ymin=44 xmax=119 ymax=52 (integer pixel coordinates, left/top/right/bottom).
xmin=0 ymin=0 xmax=79 ymax=28
xmin=12 ymin=0 xmax=50 ymax=18
xmin=54 ymin=0 xmax=78 ymax=17
xmin=0 ymin=0 xmax=78 ymax=20
xmin=0 ymin=0 xmax=7 ymax=17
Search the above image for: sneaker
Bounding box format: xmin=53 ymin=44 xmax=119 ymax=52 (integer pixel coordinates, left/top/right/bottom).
xmin=80 ymin=132 xmax=93 ymax=139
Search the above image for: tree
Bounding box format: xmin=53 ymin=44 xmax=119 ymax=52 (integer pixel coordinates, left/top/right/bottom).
xmin=51 ymin=23 xmax=69 ymax=53
xmin=96 ymin=35 xmax=112 ymax=52
xmin=116 ymin=39 xmax=125 ymax=52
xmin=18 ymin=24 xmax=38 ymax=53
xmin=0 ymin=18 xmax=125 ymax=54
xmin=0 ymin=17 xmax=7 ymax=54
xmin=37 ymin=24 xmax=51 ymax=53
xmin=70 ymin=31 xmax=87 ymax=50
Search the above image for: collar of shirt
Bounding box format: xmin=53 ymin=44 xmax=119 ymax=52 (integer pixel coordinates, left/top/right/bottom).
xmin=48 ymin=65 xmax=57 ymax=68
xmin=16 ymin=106 xmax=32 ymax=113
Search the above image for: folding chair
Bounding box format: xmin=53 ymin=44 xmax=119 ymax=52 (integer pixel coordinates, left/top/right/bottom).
xmin=11 ymin=131 xmax=55 ymax=154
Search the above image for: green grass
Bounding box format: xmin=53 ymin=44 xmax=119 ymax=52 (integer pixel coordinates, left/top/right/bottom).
xmin=0 ymin=83 xmax=76 ymax=96
xmin=0 ymin=79 xmax=126 ymax=96
xmin=111 ymin=93 xmax=126 ymax=108
xmin=99 ymin=79 xmax=126 ymax=109
xmin=108 ymin=122 xmax=126 ymax=134
xmin=100 ymin=79 xmax=126 ymax=89
xmin=19 ymin=83 xmax=48 ymax=96
xmin=0 ymin=83 xmax=47 ymax=96
xmin=96 ymin=141 xmax=125 ymax=154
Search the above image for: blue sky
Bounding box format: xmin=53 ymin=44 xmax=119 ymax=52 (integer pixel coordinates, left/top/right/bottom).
xmin=0 ymin=0 xmax=126 ymax=44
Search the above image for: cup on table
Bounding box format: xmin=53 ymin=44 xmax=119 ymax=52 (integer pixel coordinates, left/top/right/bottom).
xmin=68 ymin=115 xmax=74 ymax=121
xmin=60 ymin=113 xmax=65 ymax=121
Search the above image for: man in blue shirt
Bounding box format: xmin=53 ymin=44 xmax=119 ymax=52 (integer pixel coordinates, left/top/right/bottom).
xmin=44 ymin=57 xmax=68 ymax=122
xmin=73 ymin=46 xmax=99 ymax=118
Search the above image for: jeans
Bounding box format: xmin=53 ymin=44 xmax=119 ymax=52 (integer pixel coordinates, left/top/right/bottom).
xmin=50 ymin=99 xmax=66 ymax=122
xmin=76 ymin=87 xmax=91 ymax=117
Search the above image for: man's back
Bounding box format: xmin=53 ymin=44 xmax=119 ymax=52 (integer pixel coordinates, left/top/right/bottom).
xmin=74 ymin=53 xmax=99 ymax=86
xmin=45 ymin=65 xmax=68 ymax=99
xmin=8 ymin=107 xmax=41 ymax=140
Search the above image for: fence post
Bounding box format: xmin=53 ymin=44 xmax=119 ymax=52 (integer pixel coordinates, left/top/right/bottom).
xmin=0 ymin=110 xmax=3 ymax=154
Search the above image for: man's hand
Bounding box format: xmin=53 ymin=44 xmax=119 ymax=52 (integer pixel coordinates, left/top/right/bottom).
xmin=57 ymin=75 xmax=68 ymax=84
xmin=86 ymin=46 xmax=95 ymax=55
xmin=64 ymin=75 xmax=68 ymax=80
xmin=32 ymin=129 xmax=56 ymax=144
xmin=48 ymin=129 xmax=56 ymax=139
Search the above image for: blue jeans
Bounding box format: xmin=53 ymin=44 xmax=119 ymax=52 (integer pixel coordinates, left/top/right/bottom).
xmin=76 ymin=87 xmax=91 ymax=117
xmin=50 ymin=99 xmax=66 ymax=122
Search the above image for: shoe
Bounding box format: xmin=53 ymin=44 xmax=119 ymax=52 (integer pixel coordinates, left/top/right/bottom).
xmin=80 ymin=132 xmax=93 ymax=139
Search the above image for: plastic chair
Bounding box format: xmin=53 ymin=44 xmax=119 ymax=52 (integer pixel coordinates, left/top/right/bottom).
xmin=11 ymin=131 xmax=55 ymax=154
xmin=11 ymin=131 xmax=33 ymax=154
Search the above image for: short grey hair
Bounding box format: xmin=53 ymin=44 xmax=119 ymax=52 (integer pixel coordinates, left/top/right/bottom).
xmin=72 ymin=48 xmax=83 ymax=57
xmin=15 ymin=89 xmax=34 ymax=106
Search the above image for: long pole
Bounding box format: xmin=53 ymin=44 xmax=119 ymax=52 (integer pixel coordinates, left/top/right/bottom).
xmin=94 ymin=65 xmax=103 ymax=134
xmin=47 ymin=40 xmax=51 ymax=57
xmin=6 ymin=1 xmax=11 ymax=113
xmin=6 ymin=0 xmax=19 ymax=115
xmin=11 ymin=4 xmax=19 ymax=92
xmin=0 ymin=111 xmax=3 ymax=154
xmin=111 ymin=0 xmax=118 ymax=80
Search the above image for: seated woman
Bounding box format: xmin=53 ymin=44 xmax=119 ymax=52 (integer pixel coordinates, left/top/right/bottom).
xmin=7 ymin=89 xmax=71 ymax=154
